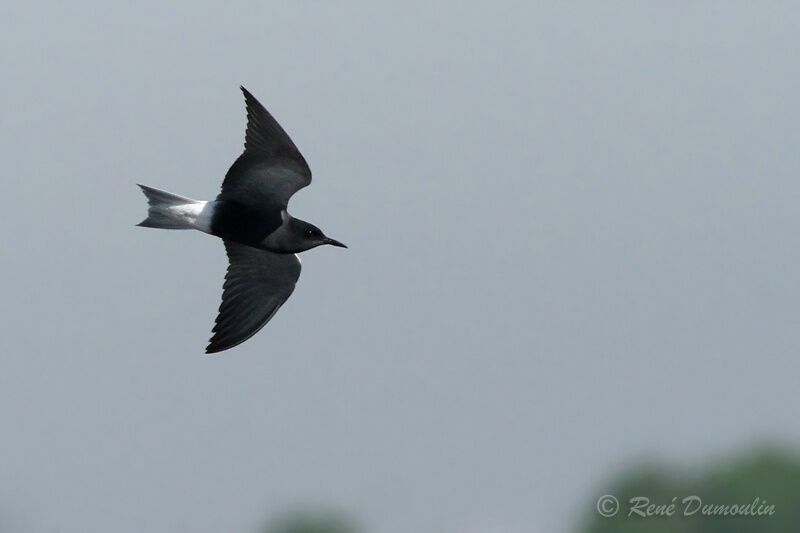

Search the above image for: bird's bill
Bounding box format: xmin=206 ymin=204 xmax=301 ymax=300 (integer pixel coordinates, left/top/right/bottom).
xmin=324 ymin=237 xmax=348 ymax=248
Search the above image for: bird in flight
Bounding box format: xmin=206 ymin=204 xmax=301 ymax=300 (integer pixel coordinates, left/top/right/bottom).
xmin=137 ymin=86 xmax=346 ymax=354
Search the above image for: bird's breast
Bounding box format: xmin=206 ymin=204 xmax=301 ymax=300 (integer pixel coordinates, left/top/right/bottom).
xmin=209 ymin=200 xmax=283 ymax=246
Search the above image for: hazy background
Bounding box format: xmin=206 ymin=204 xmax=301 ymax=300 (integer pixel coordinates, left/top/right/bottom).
xmin=1 ymin=2 xmax=799 ymax=532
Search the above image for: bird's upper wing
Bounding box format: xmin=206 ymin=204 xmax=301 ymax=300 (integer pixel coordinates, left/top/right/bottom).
xmin=217 ymin=86 xmax=312 ymax=208
xmin=206 ymin=240 xmax=302 ymax=353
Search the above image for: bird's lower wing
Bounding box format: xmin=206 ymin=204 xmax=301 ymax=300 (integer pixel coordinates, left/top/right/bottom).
xmin=206 ymin=241 xmax=301 ymax=354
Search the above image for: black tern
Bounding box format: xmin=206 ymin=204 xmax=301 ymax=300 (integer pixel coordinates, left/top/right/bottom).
xmin=137 ymin=87 xmax=346 ymax=354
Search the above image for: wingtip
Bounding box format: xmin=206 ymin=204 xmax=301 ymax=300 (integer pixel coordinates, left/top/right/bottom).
xmin=205 ymin=338 xmax=227 ymax=354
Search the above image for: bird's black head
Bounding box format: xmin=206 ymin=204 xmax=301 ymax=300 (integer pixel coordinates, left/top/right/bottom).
xmin=289 ymin=219 xmax=347 ymax=252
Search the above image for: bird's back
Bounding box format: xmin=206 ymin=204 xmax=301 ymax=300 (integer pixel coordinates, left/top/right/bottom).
xmin=209 ymin=198 xmax=283 ymax=247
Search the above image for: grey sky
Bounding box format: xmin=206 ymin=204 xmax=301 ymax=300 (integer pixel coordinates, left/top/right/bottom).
xmin=1 ymin=2 xmax=799 ymax=533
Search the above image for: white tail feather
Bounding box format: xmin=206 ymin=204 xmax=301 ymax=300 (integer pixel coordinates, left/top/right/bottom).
xmin=137 ymin=184 xmax=206 ymax=230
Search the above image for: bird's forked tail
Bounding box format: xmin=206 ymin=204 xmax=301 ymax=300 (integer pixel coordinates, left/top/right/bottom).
xmin=136 ymin=184 xmax=203 ymax=229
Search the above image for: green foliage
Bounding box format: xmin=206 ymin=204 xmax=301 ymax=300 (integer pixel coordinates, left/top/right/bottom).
xmin=579 ymin=447 xmax=800 ymax=533
xmin=264 ymin=509 xmax=361 ymax=533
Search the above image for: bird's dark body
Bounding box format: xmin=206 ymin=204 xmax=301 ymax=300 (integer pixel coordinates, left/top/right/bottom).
xmin=209 ymin=199 xmax=283 ymax=248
